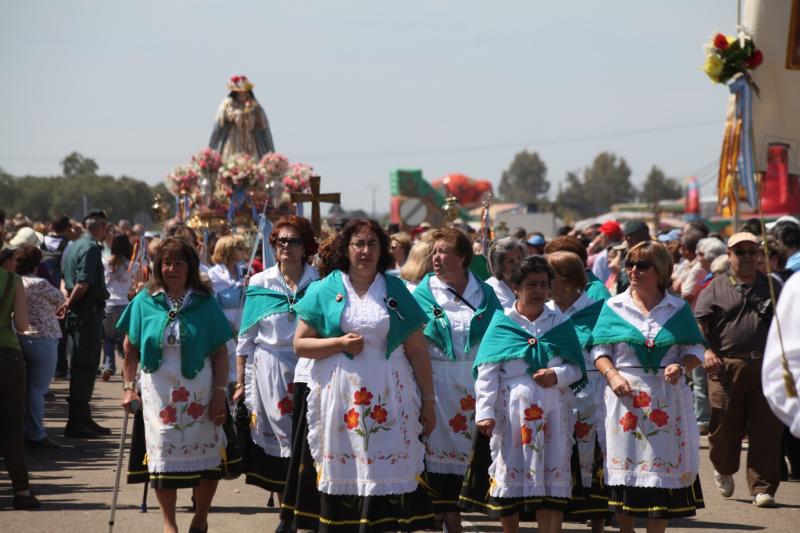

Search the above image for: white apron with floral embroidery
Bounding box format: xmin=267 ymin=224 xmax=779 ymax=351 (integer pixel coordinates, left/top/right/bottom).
xmin=603 ymin=369 xmax=699 ymax=489
xmin=306 ymin=274 xmax=424 ymax=496
xmin=250 ymin=341 xmax=296 ymax=457
xmin=488 ymin=362 xmax=574 ymax=498
xmin=139 ymin=343 xmax=226 ymax=473
xmin=426 ymin=359 xmax=477 ymax=474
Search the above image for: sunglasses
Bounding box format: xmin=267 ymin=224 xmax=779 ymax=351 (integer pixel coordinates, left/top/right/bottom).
xmin=733 ymin=248 xmax=759 ymax=257
xmin=276 ymin=237 xmax=304 ymax=248
xmin=624 ymin=260 xmax=652 ymax=271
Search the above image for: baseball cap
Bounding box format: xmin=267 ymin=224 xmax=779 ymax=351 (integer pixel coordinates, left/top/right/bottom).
xmin=526 ymin=235 xmax=546 ymax=247
xmin=599 ymin=220 xmax=622 ymax=238
xmin=623 ymin=220 xmax=649 ymax=237
xmin=9 ymin=227 xmax=44 ymax=248
xmin=727 ymin=232 xmax=759 ymax=248
xmin=765 ymin=215 xmax=800 ymax=230
xmin=657 ymin=229 xmax=682 ymax=242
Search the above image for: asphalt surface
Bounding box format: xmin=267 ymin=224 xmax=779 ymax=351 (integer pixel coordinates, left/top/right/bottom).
xmin=2 ymin=374 xmax=799 ymax=532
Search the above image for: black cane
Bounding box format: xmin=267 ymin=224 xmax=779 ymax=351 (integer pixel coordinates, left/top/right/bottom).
xmin=140 ymin=479 xmax=148 ymax=512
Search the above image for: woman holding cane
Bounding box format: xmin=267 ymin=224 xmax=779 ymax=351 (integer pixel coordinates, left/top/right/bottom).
xmin=119 ymin=237 xmax=234 ymax=533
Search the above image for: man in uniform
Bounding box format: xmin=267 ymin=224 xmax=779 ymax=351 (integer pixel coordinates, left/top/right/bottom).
xmin=695 ymin=232 xmax=783 ymax=507
xmin=61 ymin=210 xmax=110 ymax=438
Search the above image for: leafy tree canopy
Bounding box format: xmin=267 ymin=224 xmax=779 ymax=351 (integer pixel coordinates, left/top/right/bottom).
xmin=498 ymin=150 xmax=550 ymax=204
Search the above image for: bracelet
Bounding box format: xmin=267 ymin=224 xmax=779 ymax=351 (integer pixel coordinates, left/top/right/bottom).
xmin=234 ymin=382 xmax=244 ymax=390
xmin=213 ymin=386 xmax=227 ymax=394
xmin=603 ymin=366 xmax=617 ymax=378
xmin=123 ymin=381 xmax=135 ymax=391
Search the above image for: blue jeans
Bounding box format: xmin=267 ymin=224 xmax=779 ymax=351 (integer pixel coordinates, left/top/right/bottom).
xmin=18 ymin=335 xmax=58 ymax=441
xmin=102 ymin=305 xmax=126 ymax=374
xmin=692 ymin=366 xmax=710 ymax=425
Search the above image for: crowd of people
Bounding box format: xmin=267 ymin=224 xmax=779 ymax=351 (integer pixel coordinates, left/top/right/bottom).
xmin=1 ymin=206 xmax=800 ymax=533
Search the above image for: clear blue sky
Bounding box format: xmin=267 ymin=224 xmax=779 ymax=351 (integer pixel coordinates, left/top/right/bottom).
xmin=0 ymin=1 xmax=736 ymax=214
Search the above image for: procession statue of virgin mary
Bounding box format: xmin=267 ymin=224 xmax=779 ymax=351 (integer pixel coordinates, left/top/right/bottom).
xmin=209 ymin=75 xmax=275 ymax=159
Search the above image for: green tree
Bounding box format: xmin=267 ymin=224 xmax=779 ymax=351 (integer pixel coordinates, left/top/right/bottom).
xmin=61 ymin=152 xmax=99 ymax=178
xmin=639 ymin=166 xmax=683 ymax=204
xmin=556 ymin=152 xmax=636 ymax=217
xmin=498 ymin=150 xmax=549 ymax=204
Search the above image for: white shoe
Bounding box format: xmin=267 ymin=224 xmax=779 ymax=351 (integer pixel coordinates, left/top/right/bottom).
xmin=753 ymin=493 xmax=775 ymax=507
xmin=714 ymin=470 xmax=734 ymax=497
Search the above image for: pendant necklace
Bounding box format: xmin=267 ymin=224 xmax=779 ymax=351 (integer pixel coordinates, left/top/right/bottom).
xmin=279 ymin=268 xmax=299 ymax=322
xmin=166 ymin=292 xmax=185 ymax=345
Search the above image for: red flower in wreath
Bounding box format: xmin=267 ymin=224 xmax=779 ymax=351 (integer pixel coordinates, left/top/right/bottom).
xmin=353 ymin=387 xmax=373 ymax=406
xmin=344 ymin=408 xmax=360 ymax=430
xmin=649 ymin=409 xmax=669 ymax=428
xmin=713 ymin=33 xmax=729 ymax=50
xmin=460 ymin=394 xmax=476 ymax=411
xmin=524 ymin=404 xmax=543 ymax=421
xmin=172 ymin=386 xmax=190 ymax=403
xmin=619 ymin=412 xmax=638 ymax=432
xmin=746 ymin=49 xmax=764 ymax=68
xmin=449 ymin=413 xmax=467 ymax=433
xmin=187 ymin=401 xmax=205 ymax=420
xmin=574 ymin=421 xmax=591 ymax=440
xmin=277 ymin=396 xmax=294 ymax=416
xmin=521 ymin=425 xmax=533 ymax=444
xmin=370 ymin=404 xmax=388 ymax=424
xmin=160 ymin=405 xmax=177 ymax=425
xmin=632 ymin=391 xmax=651 ymax=409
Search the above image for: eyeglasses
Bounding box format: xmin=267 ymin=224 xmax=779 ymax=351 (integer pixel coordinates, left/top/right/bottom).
xmin=276 ymin=237 xmax=304 ymax=248
xmin=350 ymin=240 xmax=379 ymax=250
xmin=733 ymin=248 xmax=759 ymax=257
xmin=624 ymin=260 xmax=652 ymax=271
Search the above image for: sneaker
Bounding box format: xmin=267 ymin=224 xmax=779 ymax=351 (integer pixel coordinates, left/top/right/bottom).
xmin=714 ymin=470 xmax=734 ymax=497
xmin=753 ymin=493 xmax=775 ymax=507
xmin=698 ymin=423 xmax=709 ymax=436
xmin=101 ymin=369 xmax=113 ymax=381
xmin=13 ymin=492 xmax=41 ymax=510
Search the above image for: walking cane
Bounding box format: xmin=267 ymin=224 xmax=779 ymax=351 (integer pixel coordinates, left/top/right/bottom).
xmin=109 ymin=399 xmax=140 ymax=533
xmin=140 ymin=480 xmax=148 ymax=512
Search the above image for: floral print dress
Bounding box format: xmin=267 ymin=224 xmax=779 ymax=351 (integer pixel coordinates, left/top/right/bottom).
xmin=139 ymin=292 xmax=226 ymax=474
xmin=474 ymin=303 xmax=582 ymax=498
xmin=306 ymin=273 xmax=424 ymax=496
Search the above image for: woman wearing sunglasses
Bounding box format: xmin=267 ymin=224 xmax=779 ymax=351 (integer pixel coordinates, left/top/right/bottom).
xmin=589 ymin=241 xmax=707 ymax=533
xmin=234 ymin=216 xmax=319 ymax=513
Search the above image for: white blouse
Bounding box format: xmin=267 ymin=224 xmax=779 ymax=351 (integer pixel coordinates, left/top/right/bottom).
xmin=486 ymin=276 xmax=516 ymax=309
xmin=475 ymin=302 xmax=583 ymax=422
xmin=424 ymin=272 xmax=485 ymax=362
xmin=590 ymin=290 xmax=704 ymax=367
xmin=236 ymin=264 xmax=318 ymax=381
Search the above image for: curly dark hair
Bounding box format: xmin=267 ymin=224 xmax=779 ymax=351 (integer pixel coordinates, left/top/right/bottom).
xmin=15 ymin=245 xmax=42 ymax=276
xmin=317 ymin=219 xmax=392 ymax=278
xmin=268 ymin=215 xmax=318 ymax=262
xmin=510 ymin=255 xmax=554 ymax=286
xmin=149 ymin=237 xmax=210 ymax=296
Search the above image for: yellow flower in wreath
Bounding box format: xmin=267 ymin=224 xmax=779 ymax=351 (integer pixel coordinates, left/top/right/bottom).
xmin=704 ymin=54 xmax=724 ymax=82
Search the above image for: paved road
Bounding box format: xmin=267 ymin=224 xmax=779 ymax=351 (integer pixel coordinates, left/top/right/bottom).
xmin=2 ymin=375 xmax=799 ymax=532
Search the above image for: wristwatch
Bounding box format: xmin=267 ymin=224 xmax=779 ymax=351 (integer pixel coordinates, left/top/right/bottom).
xmin=123 ymin=381 xmax=135 ymax=391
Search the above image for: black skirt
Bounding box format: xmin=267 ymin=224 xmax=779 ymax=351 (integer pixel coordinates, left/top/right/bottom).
xmin=419 ymin=471 xmax=464 ymax=512
xmin=126 ymin=407 xmax=238 ymax=489
xmin=459 ymin=431 xmax=568 ymax=519
xmin=607 ymin=476 xmax=705 ymax=519
xmin=564 ymin=437 xmax=611 ymax=521
xmin=280 ymin=382 xmax=435 ymax=532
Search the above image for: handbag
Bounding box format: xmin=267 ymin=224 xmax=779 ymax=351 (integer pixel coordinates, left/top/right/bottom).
xmin=220 ymin=401 xmax=244 ymax=480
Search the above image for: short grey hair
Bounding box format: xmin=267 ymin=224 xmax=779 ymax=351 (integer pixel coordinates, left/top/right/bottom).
xmin=488 ymin=237 xmax=525 ymax=282
xmin=697 ymin=237 xmax=727 ymax=263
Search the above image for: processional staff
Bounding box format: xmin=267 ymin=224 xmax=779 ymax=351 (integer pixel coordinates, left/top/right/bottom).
xmin=290 ymin=174 xmax=341 ymax=236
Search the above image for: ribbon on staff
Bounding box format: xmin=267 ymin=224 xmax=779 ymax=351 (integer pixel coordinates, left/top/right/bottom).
xmin=717 ymin=75 xmax=759 ymax=216
xmin=228 ymin=187 xmax=259 ymax=223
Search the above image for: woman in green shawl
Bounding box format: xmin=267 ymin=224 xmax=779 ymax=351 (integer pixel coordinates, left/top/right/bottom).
xmin=589 ymin=241 xmax=706 ymax=532
xmin=119 ymin=238 xmax=234 ymax=533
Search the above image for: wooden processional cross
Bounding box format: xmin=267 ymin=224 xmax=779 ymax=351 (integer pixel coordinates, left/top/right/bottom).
xmin=290 ymin=175 xmax=341 ymax=236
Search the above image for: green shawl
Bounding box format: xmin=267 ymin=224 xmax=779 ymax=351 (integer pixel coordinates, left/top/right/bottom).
xmin=570 ymin=298 xmax=605 ymax=349
xmin=585 ymin=271 xmax=611 ymax=302
xmin=238 ymin=285 xmax=308 ymax=336
xmin=472 ymin=310 xmax=587 ymax=390
xmin=292 ymin=270 xmax=428 ymax=359
xmin=588 ymin=300 xmax=708 ymax=373
xmin=413 ymin=272 xmax=503 ymax=360
xmin=116 ymin=290 xmax=234 ymax=379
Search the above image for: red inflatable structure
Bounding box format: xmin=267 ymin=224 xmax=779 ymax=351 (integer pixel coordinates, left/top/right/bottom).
xmin=431 ymin=173 xmax=493 ymax=208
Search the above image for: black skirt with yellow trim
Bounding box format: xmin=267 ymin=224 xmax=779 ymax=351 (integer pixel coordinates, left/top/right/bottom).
xmin=244 ymin=437 xmax=290 ymax=492
xmin=280 ymin=382 xmax=322 ymax=528
xmin=607 ymin=476 xmax=705 ymax=519
xmin=458 ymin=431 xmax=568 ymax=519
xmin=564 ymin=438 xmax=611 ymax=521
xmin=126 ymin=404 xmax=241 ymax=489
xmin=419 ymin=471 xmax=464 ymax=512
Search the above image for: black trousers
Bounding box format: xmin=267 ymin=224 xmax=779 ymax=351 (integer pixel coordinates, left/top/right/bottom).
xmin=65 ymin=310 xmax=103 ymax=418
xmin=0 ymin=347 xmax=30 ymax=492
